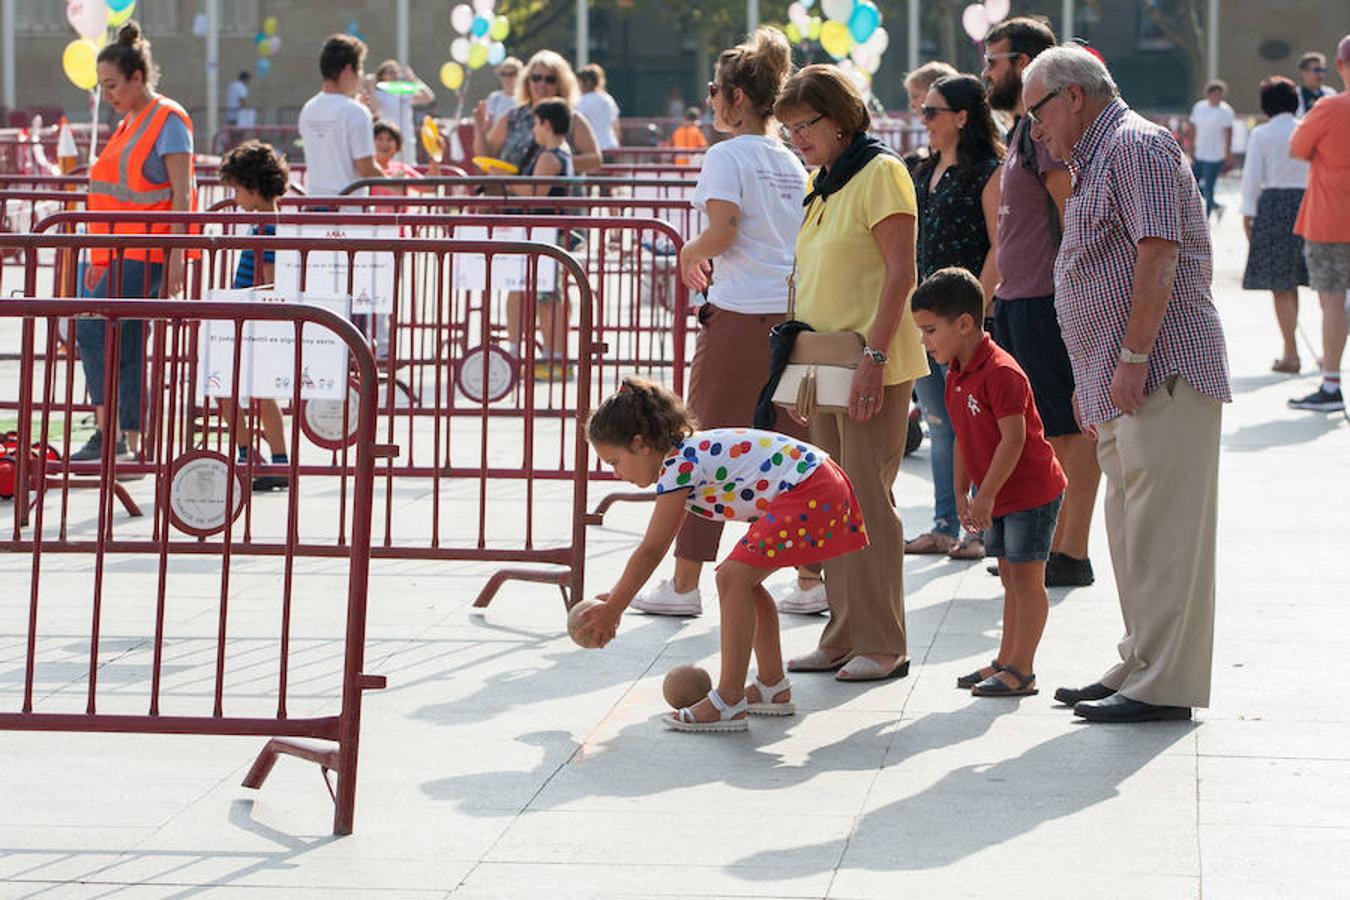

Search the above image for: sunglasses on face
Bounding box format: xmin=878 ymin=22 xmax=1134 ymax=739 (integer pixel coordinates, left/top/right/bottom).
xmin=780 ymin=113 xmax=825 ymax=141
xmin=1026 ymin=86 xmax=1064 ymax=125
xmin=530 ymin=73 xmax=558 ymax=85
xmin=983 ymin=51 xmax=1020 ymax=67
xmin=1310 ymin=67 xmax=1327 ymax=75
xmin=921 ymin=105 xmax=954 ymax=121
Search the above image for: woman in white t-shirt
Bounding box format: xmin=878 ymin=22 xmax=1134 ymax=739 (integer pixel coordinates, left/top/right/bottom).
xmin=577 ymin=64 xmax=621 ymax=151
xmin=366 ymin=59 xmax=435 ymax=166
xmin=630 ymin=27 xmax=822 ymax=619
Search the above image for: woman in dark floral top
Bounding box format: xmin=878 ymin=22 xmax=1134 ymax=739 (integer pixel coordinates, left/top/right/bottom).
xmin=906 ymin=74 xmax=1005 ymax=561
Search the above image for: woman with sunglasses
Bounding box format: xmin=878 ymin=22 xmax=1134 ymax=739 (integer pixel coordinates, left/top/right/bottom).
xmin=774 ymin=66 xmax=927 ymax=682
xmin=904 ymin=74 xmax=1005 ymax=563
xmin=627 ymin=27 xmax=818 ymax=619
xmin=473 ymin=50 xmax=602 ymax=174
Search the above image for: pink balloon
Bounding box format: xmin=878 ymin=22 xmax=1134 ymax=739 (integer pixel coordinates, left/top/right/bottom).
xmin=66 ymin=0 xmax=108 ymax=41
xmin=961 ymin=3 xmax=990 ymax=43
xmin=985 ymin=0 xmax=1011 ymax=22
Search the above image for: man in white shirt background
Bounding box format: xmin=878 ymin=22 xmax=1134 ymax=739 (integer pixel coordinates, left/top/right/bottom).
xmin=1296 ymin=51 xmax=1338 ymax=118
xmin=298 ymin=33 xmax=383 ymax=198
xmin=1186 ymin=79 xmax=1235 ymax=223
xmin=224 ymin=71 xmax=251 ymax=127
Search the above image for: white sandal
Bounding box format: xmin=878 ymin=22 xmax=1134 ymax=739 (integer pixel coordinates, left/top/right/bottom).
xmin=746 ymin=673 xmax=795 ymax=716
xmin=663 ymin=688 xmax=749 ymax=733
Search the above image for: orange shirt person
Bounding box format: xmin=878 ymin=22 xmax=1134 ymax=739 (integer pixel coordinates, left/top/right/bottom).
xmin=71 ymin=20 xmax=196 ymax=466
xmin=672 ymin=106 xmax=708 ymax=165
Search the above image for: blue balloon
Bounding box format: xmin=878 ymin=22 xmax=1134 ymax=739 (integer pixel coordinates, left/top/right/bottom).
xmin=257 ymin=57 xmax=271 ymax=76
xmin=255 ymin=31 xmax=266 ymax=43
xmin=802 ymin=0 xmax=815 ymax=7
xmin=471 ymin=15 xmax=490 ymax=37
xmin=849 ymin=1 xmax=880 ymax=44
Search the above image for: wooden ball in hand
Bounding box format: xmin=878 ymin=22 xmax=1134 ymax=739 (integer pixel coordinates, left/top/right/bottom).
xmin=567 ymin=598 xmax=606 ymax=649
xmin=662 ymin=665 xmax=713 ymax=708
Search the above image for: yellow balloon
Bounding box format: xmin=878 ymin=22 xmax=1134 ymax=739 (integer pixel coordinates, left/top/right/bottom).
xmin=807 ymin=16 xmax=822 ymax=40
xmin=439 ymin=60 xmax=465 ymax=90
xmin=263 ymin=16 xmax=279 ymax=37
xmin=467 ymin=41 xmax=489 ymax=70
xmin=785 ymin=22 xmax=802 ymax=44
xmin=820 ymin=20 xmax=853 ymax=59
xmin=62 ymin=38 xmax=100 ymax=91
xmin=108 ymin=2 xmax=135 ymax=27
xmin=256 ymin=38 xmax=272 ymax=58
xmin=489 ymin=15 xmax=510 ymax=41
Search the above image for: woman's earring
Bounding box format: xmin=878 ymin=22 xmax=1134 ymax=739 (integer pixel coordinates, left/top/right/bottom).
xmin=835 ymin=130 xmax=845 ymax=139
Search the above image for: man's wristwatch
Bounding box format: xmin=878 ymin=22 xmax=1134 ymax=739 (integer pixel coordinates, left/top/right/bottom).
xmin=862 ymin=346 xmax=888 ymax=366
xmin=1118 ymin=346 xmax=1149 ymax=365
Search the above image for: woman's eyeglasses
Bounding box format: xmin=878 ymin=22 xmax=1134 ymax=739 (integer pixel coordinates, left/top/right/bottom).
xmin=920 ymin=105 xmax=954 ymax=121
xmin=780 ymin=113 xmax=825 ymax=141
xmin=530 ymin=73 xmax=558 ymax=85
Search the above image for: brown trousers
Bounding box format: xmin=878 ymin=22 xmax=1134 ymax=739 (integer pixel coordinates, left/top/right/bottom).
xmin=675 ymin=304 xmax=806 ymax=561
xmin=808 ymin=381 xmax=913 ymax=658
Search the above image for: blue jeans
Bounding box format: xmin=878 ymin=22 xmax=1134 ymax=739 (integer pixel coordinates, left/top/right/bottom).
xmin=74 ymin=261 xmax=161 ymax=433
xmin=913 ymin=357 xmax=959 ymax=538
xmin=1192 ymin=159 xmax=1222 ymax=217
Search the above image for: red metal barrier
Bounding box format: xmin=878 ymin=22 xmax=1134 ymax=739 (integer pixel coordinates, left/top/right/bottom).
xmin=0 ymin=295 xmax=383 ymax=835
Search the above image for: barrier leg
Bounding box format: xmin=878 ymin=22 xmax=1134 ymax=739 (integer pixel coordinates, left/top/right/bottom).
xmin=473 ymin=567 xmax=571 ymax=609
xmin=588 ymin=489 xmax=656 ymax=524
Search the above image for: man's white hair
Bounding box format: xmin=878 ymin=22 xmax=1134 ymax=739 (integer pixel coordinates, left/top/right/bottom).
xmin=1022 ymin=45 xmax=1119 ymax=100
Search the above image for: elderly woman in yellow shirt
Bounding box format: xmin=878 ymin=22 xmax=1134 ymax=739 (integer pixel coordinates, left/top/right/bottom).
xmin=774 ymin=65 xmax=928 ymax=682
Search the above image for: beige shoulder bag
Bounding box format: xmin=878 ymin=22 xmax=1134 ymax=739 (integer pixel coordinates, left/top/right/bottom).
xmin=770 ymin=261 xmax=865 ymax=419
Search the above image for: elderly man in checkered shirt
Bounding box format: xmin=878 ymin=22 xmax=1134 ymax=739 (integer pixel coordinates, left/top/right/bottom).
xmin=1020 ymin=47 xmax=1232 ymax=724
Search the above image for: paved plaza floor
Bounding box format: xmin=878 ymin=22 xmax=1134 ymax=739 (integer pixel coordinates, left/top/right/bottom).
xmin=1 ymin=187 xmax=1347 ymax=898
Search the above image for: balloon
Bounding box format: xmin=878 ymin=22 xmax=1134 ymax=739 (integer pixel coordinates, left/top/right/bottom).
xmin=467 ymin=41 xmax=489 ymax=70
xmin=262 ymin=15 xmax=279 ymax=37
xmin=257 ymin=57 xmax=271 ymax=76
xmin=256 ymin=37 xmax=272 ymax=57
xmin=107 ymin=1 xmax=134 ymax=27
xmin=821 ymin=0 xmax=854 ymax=23
xmin=807 ymin=16 xmax=822 ymax=40
xmin=470 ymin=15 xmax=490 ymax=37
xmin=487 ymin=42 xmax=506 ymax=66
xmin=450 ymin=4 xmax=473 ymax=35
xmin=801 ymin=0 xmax=815 ymax=7
xmin=450 ymin=37 xmax=471 ymax=64
xmin=473 ymin=0 xmax=495 ymax=13
xmin=851 ymin=46 xmax=881 ymax=74
xmin=785 ymin=22 xmax=803 ymax=45
xmin=490 ymin=15 xmax=510 ymax=41
xmin=787 ymin=2 xmax=809 ymax=27
xmin=820 ymin=20 xmax=853 ymax=59
xmin=267 ymin=35 xmax=281 ymax=54
xmin=863 ymin=24 xmax=888 ymax=54
xmin=848 ymin=1 xmax=880 ymax=45
xmin=985 ymin=0 xmax=1011 ymax=21
xmin=961 ymin=4 xmax=990 ymax=43
xmin=62 ymin=38 xmax=99 ymax=90
xmin=66 ymin=0 xmax=108 ymax=41
xmin=439 ymin=60 xmax=465 ymax=90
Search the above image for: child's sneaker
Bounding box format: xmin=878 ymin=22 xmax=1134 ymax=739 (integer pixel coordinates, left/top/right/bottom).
xmin=630 ymin=579 xmax=702 ymax=616
xmin=776 ymin=580 xmax=828 ymax=615
xmin=1288 ymin=386 xmax=1344 ymax=412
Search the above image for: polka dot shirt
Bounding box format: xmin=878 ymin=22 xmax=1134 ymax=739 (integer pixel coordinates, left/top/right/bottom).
xmin=654 ymin=428 xmax=827 ymax=522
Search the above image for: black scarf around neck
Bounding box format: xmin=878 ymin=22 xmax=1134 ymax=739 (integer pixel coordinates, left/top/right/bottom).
xmin=803 ymin=133 xmax=897 ymax=208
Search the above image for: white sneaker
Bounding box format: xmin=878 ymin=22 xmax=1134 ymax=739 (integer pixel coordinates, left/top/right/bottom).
xmin=776 ymin=581 xmax=828 ymax=615
xmin=630 ymin=579 xmax=703 ymax=616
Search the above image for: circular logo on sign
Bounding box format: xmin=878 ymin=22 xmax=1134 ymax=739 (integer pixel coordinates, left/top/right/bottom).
xmin=168 ymin=451 xmax=247 ymax=537
xmin=457 ymin=344 xmax=517 ymax=404
xmin=300 ymin=390 xmax=361 ymax=451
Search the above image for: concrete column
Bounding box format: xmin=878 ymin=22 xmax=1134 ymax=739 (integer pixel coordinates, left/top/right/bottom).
xmin=907 ymin=0 xmax=919 ymax=72
xmin=2 ymin=0 xmax=15 ymax=111
xmin=1206 ymin=0 xmax=1219 ymax=82
xmin=206 ymin=0 xmax=218 ymax=148
xmin=576 ymin=0 xmax=589 ymax=68
xmin=397 ymin=0 xmax=409 ymax=66
xmin=747 ymin=0 xmax=760 ymax=33
xmin=1062 ymin=0 xmax=1075 ymax=42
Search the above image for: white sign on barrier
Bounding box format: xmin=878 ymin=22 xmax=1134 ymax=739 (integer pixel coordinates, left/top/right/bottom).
xmin=273 ymin=223 xmax=397 ymax=313
xmin=198 ymin=289 xmax=350 ymax=400
xmin=451 ymin=226 xmax=558 ymax=292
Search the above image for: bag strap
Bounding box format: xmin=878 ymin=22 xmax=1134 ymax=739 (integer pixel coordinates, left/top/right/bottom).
xmin=786 ymin=257 xmax=797 ymax=320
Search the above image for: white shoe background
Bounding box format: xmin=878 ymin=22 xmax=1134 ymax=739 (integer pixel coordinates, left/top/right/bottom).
xmin=630 ymin=579 xmax=703 ymax=616
xmin=776 ymin=581 xmax=828 ymax=615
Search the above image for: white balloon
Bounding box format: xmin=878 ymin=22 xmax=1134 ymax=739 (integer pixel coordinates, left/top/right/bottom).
xmin=450 ymin=4 xmax=474 ymax=35
xmin=450 ymin=37 xmax=472 ymax=64
xmin=863 ymin=25 xmax=888 ymax=54
xmin=961 ymin=3 xmax=991 ymax=43
xmin=821 ymin=0 xmax=854 ymax=24
xmin=788 ymin=2 xmax=809 ymax=27
xmin=473 ymin=0 xmax=495 ymax=13
xmin=985 ymin=0 xmax=1011 ymax=22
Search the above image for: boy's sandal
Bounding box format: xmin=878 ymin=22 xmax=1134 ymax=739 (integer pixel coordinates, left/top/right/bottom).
xmin=663 ymin=688 xmax=750 ymax=733
xmin=787 ymin=648 xmax=850 ymax=672
xmin=947 ymin=536 xmax=987 ymax=560
xmin=746 ymin=673 xmax=795 ymax=716
xmin=971 ymin=666 xmax=1038 ymax=697
xmin=956 ymin=659 xmax=1003 ymax=690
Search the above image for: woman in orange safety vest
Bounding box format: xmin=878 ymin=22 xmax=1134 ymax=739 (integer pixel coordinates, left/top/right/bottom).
xmin=71 ymin=20 xmax=196 ymax=465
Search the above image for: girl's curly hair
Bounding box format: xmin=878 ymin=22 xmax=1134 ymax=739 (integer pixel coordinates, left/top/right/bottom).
xmin=586 ymin=376 xmax=696 ymax=453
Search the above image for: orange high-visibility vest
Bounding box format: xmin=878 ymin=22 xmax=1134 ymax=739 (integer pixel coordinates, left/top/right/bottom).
xmin=88 ymin=96 xmax=198 ymax=264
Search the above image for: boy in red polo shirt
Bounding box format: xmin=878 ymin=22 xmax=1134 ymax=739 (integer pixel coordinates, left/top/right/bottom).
xmin=912 ymin=267 xmax=1067 ymax=698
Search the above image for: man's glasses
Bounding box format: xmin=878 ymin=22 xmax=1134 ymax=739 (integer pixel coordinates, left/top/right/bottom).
xmin=983 ymin=51 xmax=1021 ymax=67
xmin=1310 ymin=67 xmax=1327 ymax=75
xmin=1026 ymin=87 xmax=1063 ymax=125
xmin=921 ymin=105 xmax=954 ymax=121
xmin=530 ymin=73 xmax=558 ymax=85
xmin=780 ymin=113 xmax=825 ymax=141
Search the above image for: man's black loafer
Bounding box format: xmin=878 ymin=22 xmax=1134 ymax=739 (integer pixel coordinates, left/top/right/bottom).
xmin=1053 ymin=682 xmax=1115 ymax=706
xmin=1074 ymin=693 xmax=1191 ymax=723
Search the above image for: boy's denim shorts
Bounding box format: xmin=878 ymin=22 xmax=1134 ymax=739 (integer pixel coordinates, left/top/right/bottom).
xmin=983 ymin=493 xmax=1063 ymax=563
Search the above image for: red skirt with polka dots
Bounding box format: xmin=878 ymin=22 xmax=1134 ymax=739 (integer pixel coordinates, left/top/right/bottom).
xmin=726 ymin=459 xmax=869 ymax=568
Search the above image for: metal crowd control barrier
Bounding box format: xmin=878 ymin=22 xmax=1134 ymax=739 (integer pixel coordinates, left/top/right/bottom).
xmin=1 ymin=232 xmax=598 ymax=610
xmin=0 ymin=295 xmax=383 ymax=835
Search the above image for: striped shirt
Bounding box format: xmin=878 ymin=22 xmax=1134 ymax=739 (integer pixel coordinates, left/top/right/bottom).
xmin=231 ymin=224 xmax=276 ymax=290
xmin=1054 ymin=99 xmax=1230 ymax=426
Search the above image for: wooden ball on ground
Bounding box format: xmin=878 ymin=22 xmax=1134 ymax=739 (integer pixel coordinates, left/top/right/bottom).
xmin=663 ymin=665 xmax=713 ymax=708
xmin=567 ymin=598 xmax=606 ymax=649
